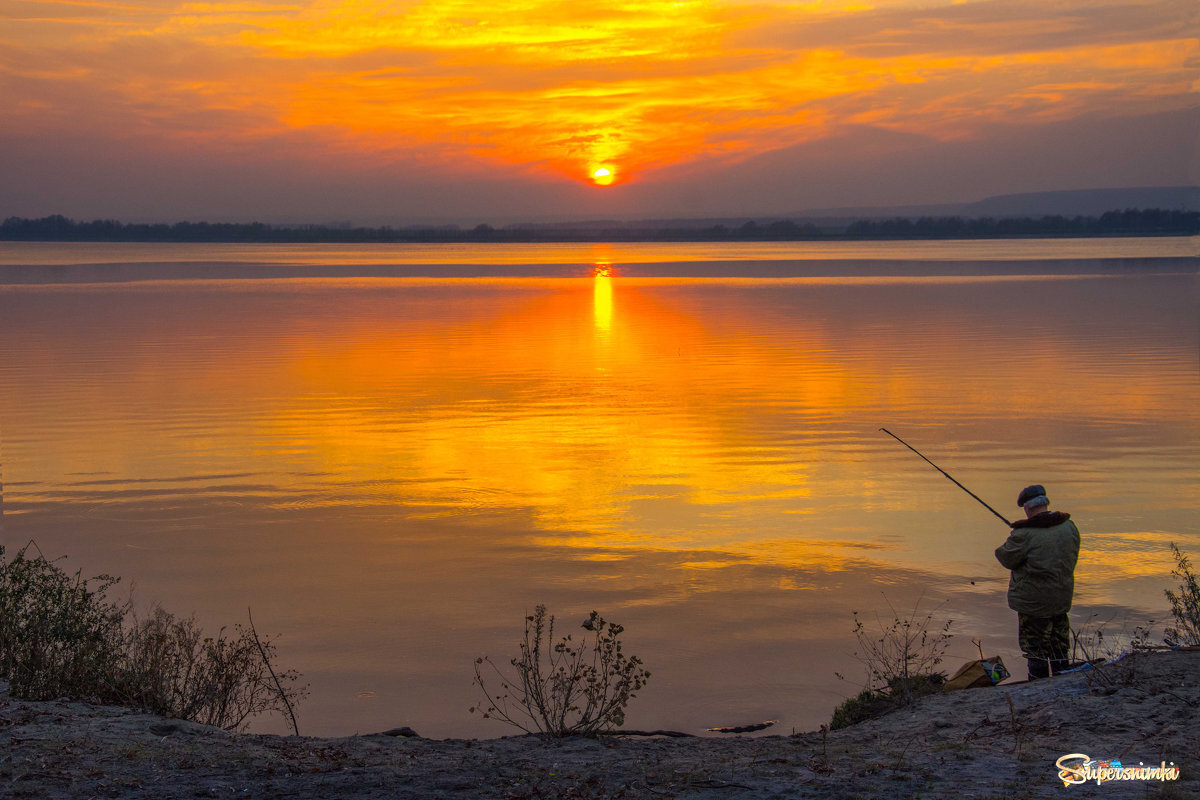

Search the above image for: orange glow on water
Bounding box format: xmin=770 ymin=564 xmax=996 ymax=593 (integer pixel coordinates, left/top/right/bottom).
xmin=10 ymin=268 xmax=1192 ymax=560
xmin=5 ymin=256 xmax=1197 ymax=739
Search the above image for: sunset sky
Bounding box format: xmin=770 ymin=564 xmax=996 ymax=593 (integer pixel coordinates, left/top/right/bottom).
xmin=2 ymin=0 xmax=1196 ymax=222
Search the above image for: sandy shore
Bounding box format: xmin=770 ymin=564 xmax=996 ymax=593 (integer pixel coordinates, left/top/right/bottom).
xmin=4 ymin=651 xmax=1196 ymax=799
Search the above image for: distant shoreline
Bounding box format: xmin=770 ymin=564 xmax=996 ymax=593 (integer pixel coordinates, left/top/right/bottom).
xmin=3 ymin=209 xmax=1198 ymax=244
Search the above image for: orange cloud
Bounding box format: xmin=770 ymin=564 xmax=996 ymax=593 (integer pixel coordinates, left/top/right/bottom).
xmin=1 ymin=0 xmax=1194 ymax=184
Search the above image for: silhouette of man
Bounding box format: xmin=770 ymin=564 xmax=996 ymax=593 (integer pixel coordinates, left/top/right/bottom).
xmin=994 ymin=484 xmax=1080 ymax=679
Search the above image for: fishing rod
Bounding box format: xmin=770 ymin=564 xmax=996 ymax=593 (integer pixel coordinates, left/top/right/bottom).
xmin=879 ymin=427 xmax=1011 ymax=526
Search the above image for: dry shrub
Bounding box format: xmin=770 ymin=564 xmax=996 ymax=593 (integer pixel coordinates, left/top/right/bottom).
xmin=848 ymin=595 xmax=952 ymax=701
xmin=1069 ymin=614 xmax=1155 ymax=688
xmin=0 ymin=544 xmax=305 ymax=732
xmin=118 ymin=606 xmax=305 ymax=731
xmin=472 ymin=605 xmax=650 ymax=737
xmin=1164 ymin=543 xmax=1200 ymax=647
xmin=830 ymin=594 xmax=952 ymax=729
xmin=0 ymin=544 xmax=126 ymax=700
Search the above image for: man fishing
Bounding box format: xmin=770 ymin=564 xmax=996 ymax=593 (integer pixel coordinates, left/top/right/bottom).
xmin=878 ymin=431 xmax=1083 ymax=681
xmin=994 ymin=484 xmax=1081 ymax=680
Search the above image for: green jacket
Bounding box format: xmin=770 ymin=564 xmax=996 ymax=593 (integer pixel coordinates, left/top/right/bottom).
xmin=994 ymin=511 xmax=1080 ymax=618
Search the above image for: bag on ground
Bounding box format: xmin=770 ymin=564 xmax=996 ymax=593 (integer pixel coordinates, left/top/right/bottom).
xmin=944 ymin=656 xmax=1009 ymax=691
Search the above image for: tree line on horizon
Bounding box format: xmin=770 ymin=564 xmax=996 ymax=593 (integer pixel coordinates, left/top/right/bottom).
xmin=2 ymin=208 xmax=1197 ymax=243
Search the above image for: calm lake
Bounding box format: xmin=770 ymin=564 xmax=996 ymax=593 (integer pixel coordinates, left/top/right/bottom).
xmin=2 ymin=238 xmax=1198 ymax=737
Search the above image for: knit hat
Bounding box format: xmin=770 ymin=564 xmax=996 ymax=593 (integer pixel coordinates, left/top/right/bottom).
xmin=1017 ymin=484 xmax=1048 ymax=508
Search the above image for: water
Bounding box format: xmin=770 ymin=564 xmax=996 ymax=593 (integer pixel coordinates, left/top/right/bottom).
xmin=2 ymin=238 xmax=1197 ymax=737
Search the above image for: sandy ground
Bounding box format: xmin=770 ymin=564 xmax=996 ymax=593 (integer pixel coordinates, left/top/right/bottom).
xmin=3 ymin=651 xmax=1197 ymax=799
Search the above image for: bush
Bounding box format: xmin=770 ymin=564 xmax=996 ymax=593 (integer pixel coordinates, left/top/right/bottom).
xmin=830 ymin=595 xmax=952 ymax=729
xmin=118 ymin=606 xmax=305 ymax=731
xmin=1164 ymin=543 xmax=1200 ymax=647
xmin=847 ymin=595 xmax=953 ymax=702
xmin=830 ymin=673 xmax=946 ymax=730
xmin=471 ymin=605 xmax=650 ymax=737
xmin=0 ymin=544 xmax=305 ymax=732
xmin=0 ymin=544 xmax=127 ymax=700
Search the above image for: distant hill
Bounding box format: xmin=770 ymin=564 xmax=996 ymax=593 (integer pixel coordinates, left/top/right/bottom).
xmin=504 ymin=187 xmax=1200 ymax=232
xmin=794 ymin=186 xmax=1200 ymax=220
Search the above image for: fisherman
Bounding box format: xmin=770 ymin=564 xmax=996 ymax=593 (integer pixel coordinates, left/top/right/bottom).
xmin=994 ymin=484 xmax=1080 ymax=680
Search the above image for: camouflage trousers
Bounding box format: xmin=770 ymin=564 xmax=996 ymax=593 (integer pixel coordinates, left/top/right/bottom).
xmin=1018 ymin=612 xmax=1071 ymax=679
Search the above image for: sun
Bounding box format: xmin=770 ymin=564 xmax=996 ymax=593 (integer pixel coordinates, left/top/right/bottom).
xmin=591 ymin=166 xmax=615 ymax=186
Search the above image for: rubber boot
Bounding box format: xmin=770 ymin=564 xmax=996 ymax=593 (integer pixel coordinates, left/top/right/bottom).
xmin=1048 ymin=658 xmax=1072 ymax=675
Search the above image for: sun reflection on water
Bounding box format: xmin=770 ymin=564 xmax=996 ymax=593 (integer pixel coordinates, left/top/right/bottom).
xmin=593 ymin=263 xmax=613 ymax=333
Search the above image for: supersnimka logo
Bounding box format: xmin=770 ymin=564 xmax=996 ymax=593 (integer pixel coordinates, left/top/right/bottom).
xmin=1055 ymin=754 xmax=1180 ymax=787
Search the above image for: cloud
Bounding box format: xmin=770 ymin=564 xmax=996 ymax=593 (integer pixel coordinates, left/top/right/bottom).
xmin=0 ymin=0 xmax=1195 ymax=218
xmin=3 ymin=105 xmax=1193 ymax=223
xmin=734 ymin=0 xmax=1198 ymax=57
